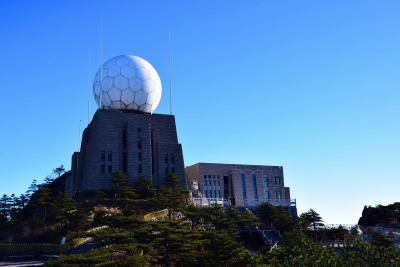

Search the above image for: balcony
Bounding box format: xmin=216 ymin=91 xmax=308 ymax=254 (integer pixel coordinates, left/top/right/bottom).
xmin=190 ymin=197 xmax=296 ymax=208
xmin=190 ymin=197 xmax=230 ymax=207
xmin=236 ymin=198 xmax=296 ymax=207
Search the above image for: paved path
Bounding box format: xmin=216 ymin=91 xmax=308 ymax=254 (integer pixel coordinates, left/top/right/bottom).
xmin=0 ymin=261 xmax=44 ymax=267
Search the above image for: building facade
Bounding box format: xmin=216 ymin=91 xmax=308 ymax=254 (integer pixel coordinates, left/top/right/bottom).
xmin=68 ymin=109 xmax=185 ymax=194
xmin=185 ymin=163 xmax=296 ymax=212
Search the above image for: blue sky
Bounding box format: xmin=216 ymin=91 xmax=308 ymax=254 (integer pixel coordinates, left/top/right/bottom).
xmin=0 ymin=0 xmax=399 ymax=224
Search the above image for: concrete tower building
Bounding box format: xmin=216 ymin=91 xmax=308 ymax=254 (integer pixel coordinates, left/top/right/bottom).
xmin=68 ymin=55 xmax=185 ymax=194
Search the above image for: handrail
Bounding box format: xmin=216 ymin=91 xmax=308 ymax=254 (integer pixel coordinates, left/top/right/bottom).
xmin=190 ymin=197 xmax=296 ymax=207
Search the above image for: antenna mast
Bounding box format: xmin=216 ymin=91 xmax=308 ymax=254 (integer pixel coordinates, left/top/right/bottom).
xmin=88 ymin=50 xmax=92 ymax=125
xmin=168 ymin=28 xmax=172 ymax=115
xmin=78 ymin=119 xmax=82 ymax=151
xmin=100 ymin=16 xmax=103 ymax=109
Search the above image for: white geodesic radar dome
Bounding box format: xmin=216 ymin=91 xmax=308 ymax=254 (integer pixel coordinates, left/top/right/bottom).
xmin=93 ymin=55 xmax=162 ymax=113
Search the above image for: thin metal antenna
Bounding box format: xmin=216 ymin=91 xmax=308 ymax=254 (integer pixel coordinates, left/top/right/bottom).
xmin=88 ymin=50 xmax=92 ymax=125
xmin=100 ymin=16 xmax=103 ymax=110
xmin=168 ymin=28 xmax=172 ymax=115
xmin=78 ymin=119 xmax=82 ymax=151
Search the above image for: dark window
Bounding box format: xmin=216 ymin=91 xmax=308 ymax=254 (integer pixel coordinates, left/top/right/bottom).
xmin=241 ymin=174 xmax=247 ymax=200
xmin=223 ymin=176 xmax=229 ymax=199
xmin=138 ymin=164 xmax=143 ymax=174
xmin=100 ymin=151 xmax=105 ymax=162
xmin=203 ymin=175 xmax=207 ymax=179
xmin=107 ymin=151 xmax=112 ymax=162
xmin=252 ymin=174 xmax=259 ymax=201
xmin=170 ymin=155 xmax=175 ymax=165
xmin=122 ymin=152 xmax=127 ymax=173
xmin=100 ymin=164 xmax=105 ymax=174
xmin=171 ymin=166 xmax=175 ymax=173
xmin=122 ymin=128 xmax=127 ymax=148
xmin=204 ymin=179 xmax=207 ymax=186
xmin=107 ymin=165 xmax=112 ymax=173
xmin=137 ymin=128 xmax=142 ymax=133
xmin=264 ymin=176 xmax=269 ymax=188
xmin=205 ymin=190 xmax=208 ymax=198
xmin=165 ymin=167 xmax=169 ymax=175
xmin=138 ymin=152 xmax=142 ymax=161
xmin=274 ymin=176 xmax=281 ymax=184
xmin=137 ymin=139 xmax=142 ymax=150
xmin=164 ymin=155 xmax=169 ymax=164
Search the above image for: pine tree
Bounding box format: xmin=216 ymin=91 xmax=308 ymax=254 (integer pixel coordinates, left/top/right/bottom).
xmin=0 ymin=194 xmax=11 ymax=222
xmin=257 ymin=203 xmax=294 ymax=234
xmin=134 ymin=176 xmax=156 ymax=199
xmin=25 ymin=179 xmax=38 ymax=198
xmin=165 ymin=172 xmax=181 ymax=189
xmin=32 ymin=185 xmax=52 ymax=222
xmin=300 ymin=209 xmax=324 ymax=241
xmin=112 ymin=171 xmax=129 ymax=200
xmin=53 ymin=165 xmax=66 ymax=178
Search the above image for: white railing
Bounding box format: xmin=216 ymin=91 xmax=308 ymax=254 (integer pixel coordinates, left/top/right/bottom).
xmin=237 ymin=198 xmax=296 ymax=207
xmin=191 ymin=197 xmax=230 ymax=207
xmin=190 ymin=197 xmax=296 ymax=208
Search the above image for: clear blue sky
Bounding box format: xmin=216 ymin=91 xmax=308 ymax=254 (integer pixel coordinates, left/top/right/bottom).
xmin=0 ymin=0 xmax=399 ymax=224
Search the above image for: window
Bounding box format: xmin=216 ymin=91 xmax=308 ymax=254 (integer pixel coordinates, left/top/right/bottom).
xmin=122 ymin=152 xmax=127 ymax=173
xmin=122 ymin=129 xmax=127 ymax=148
xmin=170 ymin=155 xmax=175 ymax=165
xmin=171 ymin=166 xmax=175 ymax=173
xmin=164 ymin=155 xmax=169 ymax=164
xmin=263 ymin=176 xmax=269 ymax=200
xmin=205 ymin=190 xmax=209 ymax=198
xmin=252 ymin=174 xmax=259 ymax=201
xmin=274 ymin=176 xmax=281 ymax=185
xmin=137 ymin=139 xmax=142 ymax=150
xmin=102 ymin=151 xmax=112 ymax=174
xmin=263 ymin=176 xmax=269 ymax=188
xmin=204 ymin=178 xmax=207 ymax=186
xmin=138 ymin=164 xmax=143 ymax=174
xmin=165 ymin=167 xmax=169 ymax=175
xmin=218 ymin=191 xmax=221 ymax=198
xmin=217 ymin=179 xmax=220 ymax=186
xmin=137 ymin=128 xmax=142 ymax=133
xmin=241 ymin=174 xmax=247 ymax=200
xmin=223 ymin=176 xmax=230 ymax=199
xmin=275 ymin=191 xmax=282 ymax=199
xmin=138 ymin=152 xmax=142 ymax=161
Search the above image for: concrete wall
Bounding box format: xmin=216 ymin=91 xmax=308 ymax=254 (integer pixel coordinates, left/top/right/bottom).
xmin=185 ymin=163 xmax=291 ymax=207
